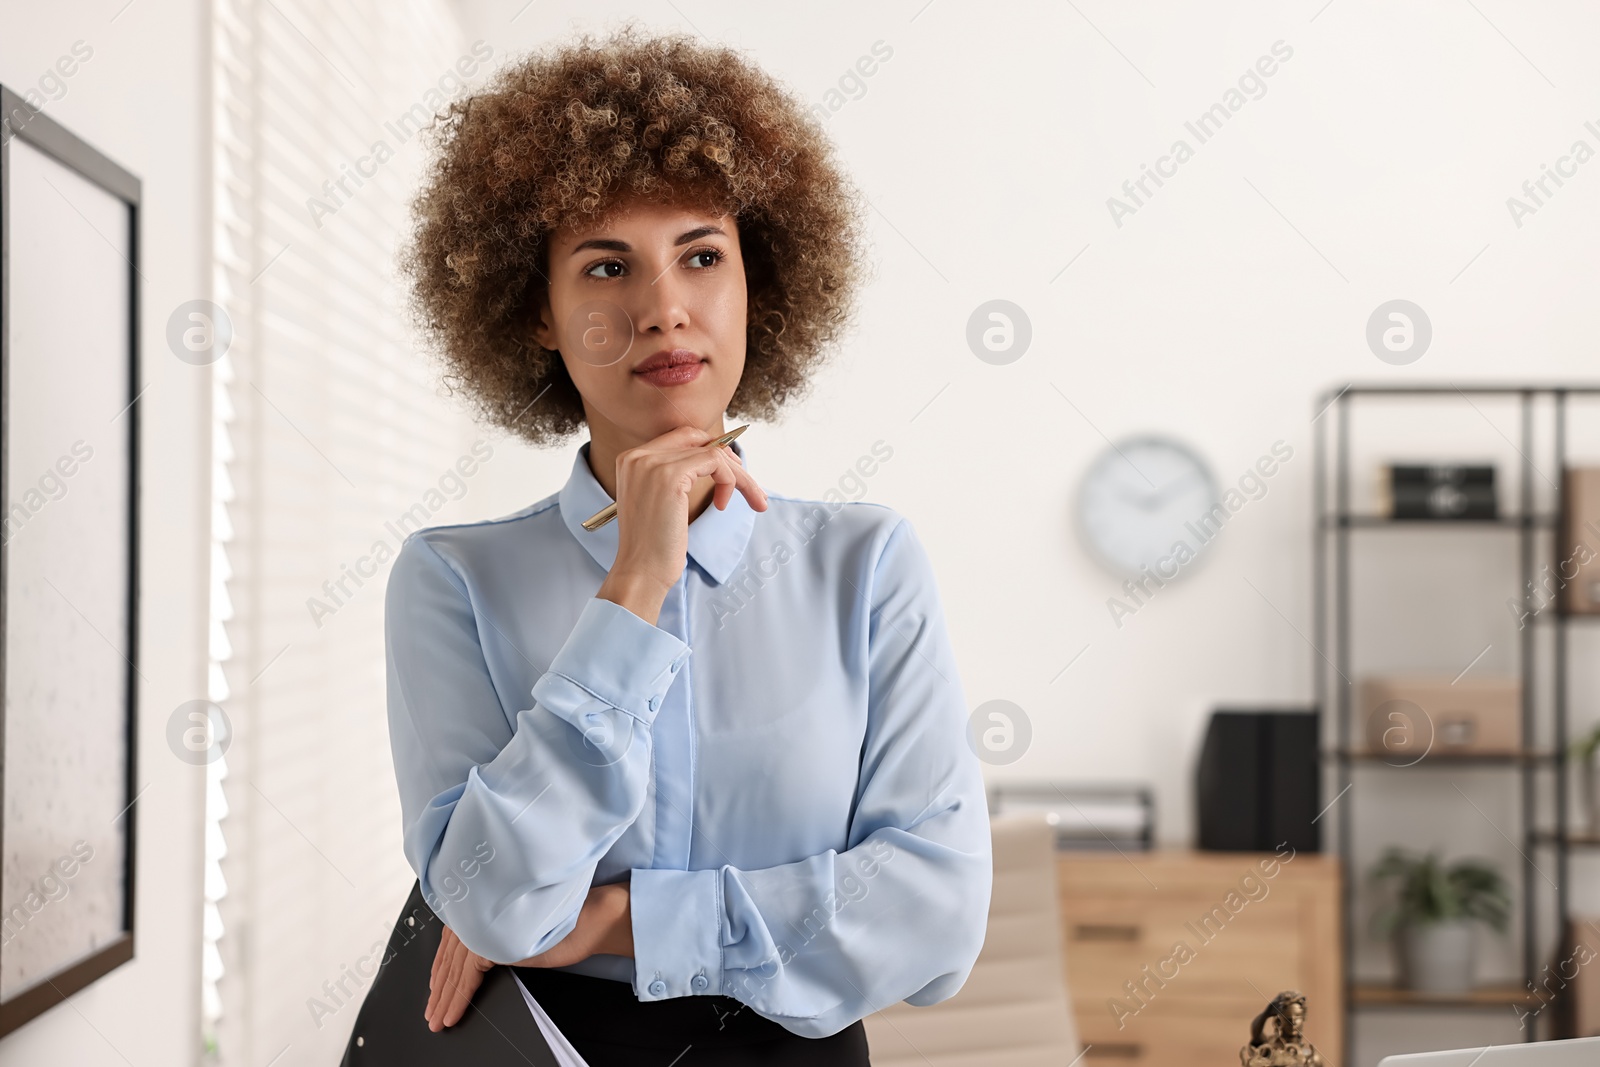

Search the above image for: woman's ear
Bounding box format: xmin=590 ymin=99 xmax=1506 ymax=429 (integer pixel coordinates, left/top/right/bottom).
xmin=529 ymin=288 xmax=557 ymax=353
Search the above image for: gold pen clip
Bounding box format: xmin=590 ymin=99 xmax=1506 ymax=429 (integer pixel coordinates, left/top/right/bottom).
xmin=580 ymin=425 xmax=750 ymax=531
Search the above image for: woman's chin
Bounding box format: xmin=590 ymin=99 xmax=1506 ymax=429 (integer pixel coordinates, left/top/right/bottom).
xmin=626 ymin=391 xmax=732 ymax=430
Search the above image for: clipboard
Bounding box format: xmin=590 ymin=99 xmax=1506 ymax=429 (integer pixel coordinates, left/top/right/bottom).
xmin=338 ymin=879 xmax=567 ymax=1066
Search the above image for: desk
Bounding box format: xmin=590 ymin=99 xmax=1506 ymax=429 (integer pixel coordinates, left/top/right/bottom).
xmin=1058 ymin=849 xmax=1342 ymax=1067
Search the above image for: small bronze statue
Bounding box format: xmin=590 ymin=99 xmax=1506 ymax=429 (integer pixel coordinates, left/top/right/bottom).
xmin=1240 ymin=989 xmax=1325 ymax=1067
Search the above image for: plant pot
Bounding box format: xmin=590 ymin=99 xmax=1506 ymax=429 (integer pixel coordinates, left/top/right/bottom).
xmin=1396 ymin=919 xmax=1477 ymax=993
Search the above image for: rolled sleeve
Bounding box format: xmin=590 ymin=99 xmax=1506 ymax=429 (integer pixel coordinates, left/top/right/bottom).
xmin=534 ymin=595 xmax=690 ymax=725
xmin=629 ymin=866 xmax=725 ymax=1000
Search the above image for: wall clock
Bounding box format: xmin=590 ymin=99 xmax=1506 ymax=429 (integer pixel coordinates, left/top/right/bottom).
xmin=1075 ymin=435 xmax=1219 ymax=579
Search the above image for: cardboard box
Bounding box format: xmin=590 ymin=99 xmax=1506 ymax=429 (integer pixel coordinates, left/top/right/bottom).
xmin=1560 ymin=468 xmax=1600 ymax=615
xmin=1360 ymin=675 xmax=1521 ymax=756
xmin=1560 ymin=919 xmax=1600 ymax=1037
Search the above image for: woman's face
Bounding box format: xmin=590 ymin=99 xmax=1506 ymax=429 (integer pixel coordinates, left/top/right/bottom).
xmin=532 ymin=195 xmax=748 ymax=443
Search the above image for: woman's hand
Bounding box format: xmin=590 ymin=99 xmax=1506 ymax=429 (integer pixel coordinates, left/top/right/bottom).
xmin=598 ymin=426 xmax=768 ymax=621
xmin=425 ymin=925 xmax=494 ymax=1032
xmin=517 ymin=881 xmax=633 ymax=967
xmin=424 ymin=882 xmax=633 ymax=1031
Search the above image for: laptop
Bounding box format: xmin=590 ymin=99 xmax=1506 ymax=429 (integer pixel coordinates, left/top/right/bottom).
xmin=1378 ymin=1036 xmax=1600 ymax=1066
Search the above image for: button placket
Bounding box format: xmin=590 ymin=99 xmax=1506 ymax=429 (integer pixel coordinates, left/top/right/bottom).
xmin=647 ymin=579 xmax=694 ymax=872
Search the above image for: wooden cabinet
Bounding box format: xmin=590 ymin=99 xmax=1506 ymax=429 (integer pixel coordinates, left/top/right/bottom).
xmin=1058 ymin=849 xmax=1342 ymax=1067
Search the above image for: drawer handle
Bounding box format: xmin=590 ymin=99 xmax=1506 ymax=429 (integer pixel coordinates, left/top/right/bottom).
xmin=1086 ymin=1042 xmax=1143 ymax=1058
xmin=1071 ymin=923 xmax=1141 ymax=941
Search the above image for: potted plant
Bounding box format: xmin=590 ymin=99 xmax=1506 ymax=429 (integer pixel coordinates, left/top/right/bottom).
xmin=1369 ymin=848 xmax=1510 ymax=994
xmin=1571 ymin=723 xmax=1600 ymax=838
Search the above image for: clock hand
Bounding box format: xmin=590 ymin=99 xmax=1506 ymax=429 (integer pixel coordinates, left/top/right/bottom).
xmin=1146 ymin=472 xmax=1207 ymax=507
xmin=1115 ymin=474 xmax=1200 ymax=510
xmin=1113 ymin=486 xmax=1165 ymax=510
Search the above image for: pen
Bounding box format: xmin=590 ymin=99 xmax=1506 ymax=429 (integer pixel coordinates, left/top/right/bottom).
xmin=580 ymin=424 xmax=750 ymax=531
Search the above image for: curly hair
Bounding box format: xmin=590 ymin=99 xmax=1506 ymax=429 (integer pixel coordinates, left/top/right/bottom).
xmin=398 ymin=21 xmax=869 ymax=447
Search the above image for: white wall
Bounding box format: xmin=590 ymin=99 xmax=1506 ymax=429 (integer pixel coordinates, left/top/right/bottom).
xmin=0 ymin=2 xmax=209 ymax=1066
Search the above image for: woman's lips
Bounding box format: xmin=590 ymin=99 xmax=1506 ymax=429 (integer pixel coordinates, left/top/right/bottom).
xmin=633 ymin=359 xmax=704 ymax=386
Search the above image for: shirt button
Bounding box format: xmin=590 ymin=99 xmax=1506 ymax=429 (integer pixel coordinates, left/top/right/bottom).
xmin=691 ymin=974 xmax=709 ymax=992
xmin=649 ymin=979 xmax=667 ymax=996
xmin=648 ymin=694 xmax=661 ymax=713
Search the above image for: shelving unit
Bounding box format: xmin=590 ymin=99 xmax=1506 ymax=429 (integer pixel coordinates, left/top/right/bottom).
xmin=1312 ymin=384 xmax=1600 ymax=1057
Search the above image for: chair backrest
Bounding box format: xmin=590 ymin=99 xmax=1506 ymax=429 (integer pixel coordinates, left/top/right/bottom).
xmin=863 ymin=813 xmax=1081 ymax=1065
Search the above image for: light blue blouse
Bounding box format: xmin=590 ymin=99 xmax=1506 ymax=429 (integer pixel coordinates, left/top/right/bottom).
xmin=384 ymin=436 xmax=992 ymax=1038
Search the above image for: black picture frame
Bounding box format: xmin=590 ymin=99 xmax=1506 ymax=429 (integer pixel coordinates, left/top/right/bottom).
xmin=0 ymin=82 xmax=140 ymax=1036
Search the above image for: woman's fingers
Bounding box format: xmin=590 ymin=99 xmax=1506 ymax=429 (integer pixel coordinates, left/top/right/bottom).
xmin=442 ymin=964 xmax=485 ymax=1028
xmin=427 ymin=929 xmax=472 ymax=1031
xmin=425 ymin=927 xmax=454 ymax=1026
xmin=431 ymin=926 xmax=453 ymax=987
xmin=438 ymin=944 xmax=469 ymax=1030
xmin=713 ymin=442 xmax=768 ymax=513
xmin=711 ymin=445 xmax=743 ymax=512
xmin=623 ymin=424 xmax=711 ymax=462
xmin=427 ymin=947 xmax=452 ymax=1030
xmin=641 ymin=438 xmax=766 ymax=514
xmin=685 ymin=438 xmax=766 ymax=508
xmin=624 ymin=425 xmax=766 ymax=514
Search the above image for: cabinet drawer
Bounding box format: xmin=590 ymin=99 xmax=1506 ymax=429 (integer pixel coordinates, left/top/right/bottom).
xmin=1062 ymin=894 xmax=1307 ymax=1012
xmin=1078 ymin=1007 xmax=1258 ymax=1067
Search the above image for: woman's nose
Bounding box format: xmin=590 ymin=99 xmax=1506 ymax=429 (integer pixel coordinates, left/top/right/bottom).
xmin=629 ymin=254 xmax=693 ymax=335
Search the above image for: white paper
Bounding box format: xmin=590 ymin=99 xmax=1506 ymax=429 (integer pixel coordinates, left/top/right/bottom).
xmin=512 ymin=972 xmax=592 ymax=1067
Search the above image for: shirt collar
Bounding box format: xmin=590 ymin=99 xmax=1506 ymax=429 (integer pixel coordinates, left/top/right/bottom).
xmin=558 ymin=435 xmax=757 ymax=586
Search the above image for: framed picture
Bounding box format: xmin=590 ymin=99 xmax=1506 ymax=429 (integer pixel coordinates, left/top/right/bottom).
xmin=0 ymin=83 xmax=140 ymax=1035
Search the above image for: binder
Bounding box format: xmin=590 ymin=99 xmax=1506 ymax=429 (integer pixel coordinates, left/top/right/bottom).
xmin=514 ymin=971 xmax=592 ymax=1066
xmin=339 ymin=879 xmax=577 ymax=1066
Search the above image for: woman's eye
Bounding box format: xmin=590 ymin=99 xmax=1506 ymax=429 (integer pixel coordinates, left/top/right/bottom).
xmin=585 ymin=250 xmax=721 ymax=278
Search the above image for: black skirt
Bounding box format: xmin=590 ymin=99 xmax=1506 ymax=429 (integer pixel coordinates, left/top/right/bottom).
xmin=514 ymin=962 xmax=871 ymax=1066
xmin=340 ymin=880 xmax=871 ymax=1066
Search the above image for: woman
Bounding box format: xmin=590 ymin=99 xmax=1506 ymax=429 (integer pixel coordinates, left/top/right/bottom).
xmin=354 ymin=22 xmax=992 ymax=1066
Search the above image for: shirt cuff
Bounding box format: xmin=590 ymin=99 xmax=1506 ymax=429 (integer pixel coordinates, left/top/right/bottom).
xmin=532 ymin=596 xmax=689 ymax=725
xmin=630 ymin=867 xmax=723 ymax=1001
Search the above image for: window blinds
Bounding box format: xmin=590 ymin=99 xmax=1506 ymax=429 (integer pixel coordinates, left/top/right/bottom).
xmin=208 ymin=1 xmax=493 ymax=1061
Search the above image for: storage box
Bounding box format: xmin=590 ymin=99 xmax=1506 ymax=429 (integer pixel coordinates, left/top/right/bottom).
xmin=1560 ymin=468 xmax=1600 ymax=615
xmin=1566 ymin=919 xmax=1600 ymax=1037
xmin=1360 ymin=675 xmax=1521 ymax=756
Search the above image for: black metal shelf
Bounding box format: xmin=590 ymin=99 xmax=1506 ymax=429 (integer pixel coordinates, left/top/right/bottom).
xmin=1320 ymin=383 xmax=1600 ymax=398
xmin=1320 ymin=514 xmax=1559 ymax=529
xmin=1323 ymin=749 xmax=1555 ymax=767
xmin=1531 ymin=831 xmax=1600 ymax=847
xmin=1312 ymin=383 xmax=1600 ymax=1051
